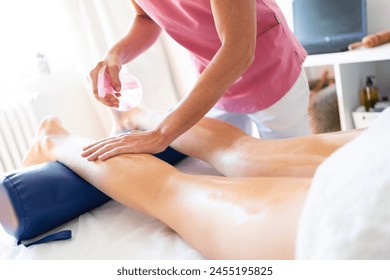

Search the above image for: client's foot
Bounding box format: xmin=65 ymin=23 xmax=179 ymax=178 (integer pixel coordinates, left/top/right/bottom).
xmin=22 ymin=116 xmax=69 ymax=167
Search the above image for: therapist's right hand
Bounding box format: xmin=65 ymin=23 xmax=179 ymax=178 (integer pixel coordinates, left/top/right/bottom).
xmin=89 ymin=54 xmax=123 ymax=108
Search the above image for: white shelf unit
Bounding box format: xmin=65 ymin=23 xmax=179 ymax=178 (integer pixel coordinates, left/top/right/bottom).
xmin=303 ymin=43 xmax=390 ymax=130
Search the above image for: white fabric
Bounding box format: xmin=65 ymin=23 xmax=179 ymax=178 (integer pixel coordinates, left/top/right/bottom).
xmin=205 ymin=107 xmax=257 ymax=137
xmin=248 ymin=69 xmax=310 ymax=139
xmin=206 ymin=69 xmax=310 ymax=139
xmin=296 ymin=108 xmax=390 ymax=259
xmin=0 ymin=157 xmax=221 ymax=260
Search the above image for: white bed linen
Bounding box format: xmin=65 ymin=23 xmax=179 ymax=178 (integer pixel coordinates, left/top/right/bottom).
xmin=296 ymin=108 xmax=390 ymax=259
xmin=0 ymin=157 xmax=221 ymax=260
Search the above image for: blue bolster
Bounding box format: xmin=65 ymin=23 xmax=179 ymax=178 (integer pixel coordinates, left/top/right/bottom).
xmin=0 ymin=147 xmax=186 ymax=246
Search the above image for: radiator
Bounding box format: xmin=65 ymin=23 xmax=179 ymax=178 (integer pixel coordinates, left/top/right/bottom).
xmin=0 ymin=93 xmax=38 ymax=173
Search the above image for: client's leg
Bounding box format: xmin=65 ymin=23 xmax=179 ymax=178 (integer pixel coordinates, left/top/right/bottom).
xmin=22 ymin=116 xmax=310 ymax=259
xmin=123 ymin=108 xmax=361 ymax=177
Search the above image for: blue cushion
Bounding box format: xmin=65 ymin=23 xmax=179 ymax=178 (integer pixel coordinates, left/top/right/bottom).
xmin=0 ymin=147 xmax=187 ymax=246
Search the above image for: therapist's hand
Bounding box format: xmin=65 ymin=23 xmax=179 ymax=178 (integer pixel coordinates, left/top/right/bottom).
xmin=89 ymin=54 xmax=123 ymax=108
xmin=81 ymin=129 xmax=170 ymax=161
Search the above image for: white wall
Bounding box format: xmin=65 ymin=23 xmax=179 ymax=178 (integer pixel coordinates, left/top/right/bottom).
xmin=9 ymin=69 xmax=108 ymax=139
xmin=366 ymin=0 xmax=390 ymax=33
xmin=161 ymin=34 xmax=198 ymax=100
xmin=275 ymin=0 xmax=293 ymax=28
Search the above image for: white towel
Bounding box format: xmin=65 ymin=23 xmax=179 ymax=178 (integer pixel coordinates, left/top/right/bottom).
xmin=296 ymin=108 xmax=390 ymax=259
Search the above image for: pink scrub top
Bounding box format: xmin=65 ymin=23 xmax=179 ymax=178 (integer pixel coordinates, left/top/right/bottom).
xmin=135 ymin=0 xmax=307 ymax=113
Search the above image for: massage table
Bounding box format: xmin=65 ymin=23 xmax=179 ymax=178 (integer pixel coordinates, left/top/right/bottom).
xmin=1 ymin=108 xmax=390 ymax=260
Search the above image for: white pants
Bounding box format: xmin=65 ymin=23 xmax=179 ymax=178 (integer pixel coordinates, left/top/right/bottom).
xmin=206 ymin=69 xmax=310 ymax=139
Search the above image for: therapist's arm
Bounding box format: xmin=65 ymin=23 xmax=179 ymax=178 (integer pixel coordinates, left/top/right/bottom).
xmin=82 ymin=0 xmax=256 ymax=160
xmin=109 ymin=0 xmax=161 ymax=65
xmin=89 ymin=0 xmax=161 ymax=104
xmin=155 ymin=0 xmax=257 ymax=142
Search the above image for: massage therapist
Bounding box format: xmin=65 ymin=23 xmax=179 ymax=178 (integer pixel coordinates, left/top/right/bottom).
xmin=83 ymin=0 xmax=310 ymax=161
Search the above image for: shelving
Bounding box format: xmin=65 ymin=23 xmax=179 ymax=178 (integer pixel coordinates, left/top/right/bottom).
xmin=303 ymin=43 xmax=390 ymax=130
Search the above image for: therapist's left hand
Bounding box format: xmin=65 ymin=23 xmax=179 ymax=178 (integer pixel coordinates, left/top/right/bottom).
xmin=81 ymin=129 xmax=169 ymax=161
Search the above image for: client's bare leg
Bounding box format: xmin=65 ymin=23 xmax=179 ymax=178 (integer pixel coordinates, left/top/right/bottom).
xmin=22 ymin=116 xmax=310 ymax=259
xmin=123 ymin=108 xmax=361 ymax=177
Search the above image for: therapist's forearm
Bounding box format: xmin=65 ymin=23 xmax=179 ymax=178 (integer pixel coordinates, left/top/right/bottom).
xmin=155 ymin=43 xmax=254 ymax=144
xmin=108 ymin=15 xmax=161 ymax=64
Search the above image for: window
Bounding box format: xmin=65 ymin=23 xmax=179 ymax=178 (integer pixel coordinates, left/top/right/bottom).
xmin=0 ymin=0 xmax=75 ymax=88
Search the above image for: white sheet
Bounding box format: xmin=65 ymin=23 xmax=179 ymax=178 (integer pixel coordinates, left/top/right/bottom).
xmin=296 ymin=108 xmax=390 ymax=259
xmin=0 ymin=157 xmax=221 ymax=260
